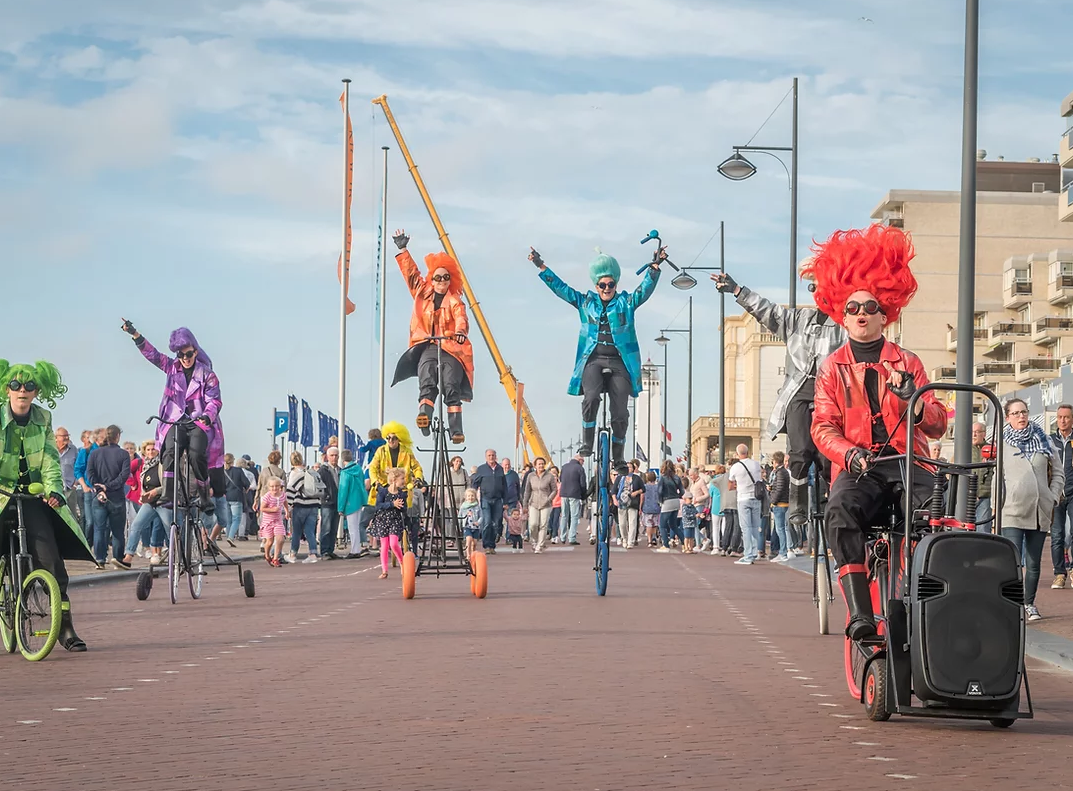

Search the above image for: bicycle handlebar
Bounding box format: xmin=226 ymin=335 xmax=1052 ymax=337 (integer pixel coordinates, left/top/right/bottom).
xmin=0 ymin=483 xmax=46 ymax=500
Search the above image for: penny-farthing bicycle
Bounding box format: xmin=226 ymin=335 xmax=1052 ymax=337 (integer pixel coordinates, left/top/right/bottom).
xmin=401 ymin=335 xmax=487 ymax=600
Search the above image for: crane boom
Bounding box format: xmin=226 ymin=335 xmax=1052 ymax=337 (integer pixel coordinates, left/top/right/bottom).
xmin=372 ymin=94 xmax=551 ymax=462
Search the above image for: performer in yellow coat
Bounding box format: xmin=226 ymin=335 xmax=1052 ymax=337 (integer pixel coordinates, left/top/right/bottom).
xmin=367 ymin=422 xmax=424 ymax=508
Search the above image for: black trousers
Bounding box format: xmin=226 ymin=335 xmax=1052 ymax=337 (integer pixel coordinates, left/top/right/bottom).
xmin=581 ymin=353 xmax=631 ymax=444
xmin=786 ymin=394 xmax=828 ymax=489
xmin=719 ymin=509 xmax=743 ymax=553
xmin=161 ymin=420 xmax=209 ymax=487
xmin=825 ymin=461 xmax=933 ymax=567
xmin=418 ymin=344 xmax=465 ymax=408
xmin=2 ymin=499 xmax=71 ymax=601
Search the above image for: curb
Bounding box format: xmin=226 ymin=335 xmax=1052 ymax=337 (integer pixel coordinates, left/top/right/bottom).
xmin=780 ymin=553 xmax=1073 ymax=675
xmin=70 ymin=552 xmax=262 ymax=589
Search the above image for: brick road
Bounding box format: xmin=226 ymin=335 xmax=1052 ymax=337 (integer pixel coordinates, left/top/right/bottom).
xmin=3 ymin=547 xmax=1072 ymax=791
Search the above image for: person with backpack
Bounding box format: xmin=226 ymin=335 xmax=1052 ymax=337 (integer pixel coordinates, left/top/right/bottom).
xmin=615 ymin=460 xmax=644 ymax=549
xmin=727 ymin=444 xmax=764 ymax=565
xmin=285 ymin=451 xmax=323 ymax=563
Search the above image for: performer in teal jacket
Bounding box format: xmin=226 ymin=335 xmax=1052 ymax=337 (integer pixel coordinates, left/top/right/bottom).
xmin=530 ymin=244 xmax=663 ymax=465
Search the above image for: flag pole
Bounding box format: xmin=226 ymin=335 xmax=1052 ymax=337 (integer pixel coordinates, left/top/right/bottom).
xmin=377 ymin=145 xmax=389 ymax=427
xmin=338 ymin=78 xmax=352 ymax=471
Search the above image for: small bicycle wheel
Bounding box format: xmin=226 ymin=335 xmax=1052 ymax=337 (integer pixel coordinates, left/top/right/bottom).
xmin=0 ymin=556 xmax=16 ymax=654
xmin=596 ymin=539 xmax=609 ymax=597
xmin=15 ymin=569 xmax=62 ymax=661
xmin=242 ymin=569 xmax=256 ymax=598
xmin=188 ymin=521 xmax=204 ymax=600
xmin=989 ymin=718 xmax=1016 ymax=728
xmin=135 ymin=571 xmax=153 ymax=602
xmin=863 ymin=659 xmax=891 ymax=722
xmin=471 ymin=550 xmax=488 ymax=599
xmin=401 ymin=551 xmax=417 ymax=600
xmin=168 ymin=522 xmax=180 ymax=605
xmin=817 ymin=560 xmax=831 ymax=635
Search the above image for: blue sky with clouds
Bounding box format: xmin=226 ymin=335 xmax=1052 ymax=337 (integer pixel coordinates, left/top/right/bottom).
xmin=2 ymin=0 xmax=1070 ymax=464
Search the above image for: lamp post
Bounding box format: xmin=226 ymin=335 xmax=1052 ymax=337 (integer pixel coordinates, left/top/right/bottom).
xmin=657 ymin=300 xmax=693 ymax=467
xmin=718 ymin=77 xmax=798 ymax=311
xmin=640 ymin=360 xmax=664 ymax=469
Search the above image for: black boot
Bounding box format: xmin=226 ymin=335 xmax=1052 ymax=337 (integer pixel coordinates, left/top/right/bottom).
xmin=788 ymin=480 xmax=809 ymax=527
xmin=448 ymin=409 xmax=465 ymax=444
xmin=611 ymin=439 xmax=626 ymax=470
xmin=840 ymin=571 xmax=877 ymax=641
xmin=578 ymin=426 xmax=595 ymax=457
xmin=59 ymin=604 xmax=87 ymax=653
xmin=416 ymin=401 xmax=433 ymax=436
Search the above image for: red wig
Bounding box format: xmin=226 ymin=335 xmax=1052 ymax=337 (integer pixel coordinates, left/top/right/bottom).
xmin=424 ymin=252 xmax=464 ymax=296
xmin=805 ymin=224 xmax=918 ymax=325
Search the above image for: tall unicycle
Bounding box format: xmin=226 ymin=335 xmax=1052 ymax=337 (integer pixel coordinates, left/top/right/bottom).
xmin=593 ymin=381 xmax=613 ymax=597
xmin=810 ymin=470 xmax=834 ymax=635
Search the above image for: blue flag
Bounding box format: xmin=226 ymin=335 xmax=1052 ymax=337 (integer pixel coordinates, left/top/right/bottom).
xmin=287 ymin=395 xmax=299 ymax=443
xmin=344 ymin=426 xmax=357 ymax=454
xmin=330 ymin=417 xmax=339 ymax=443
xmin=317 ymin=411 xmax=327 ymax=450
xmin=301 ymin=400 xmax=313 ymax=447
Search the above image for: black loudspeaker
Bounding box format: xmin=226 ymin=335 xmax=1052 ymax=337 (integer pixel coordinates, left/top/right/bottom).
xmin=910 ymin=532 xmax=1024 ymax=706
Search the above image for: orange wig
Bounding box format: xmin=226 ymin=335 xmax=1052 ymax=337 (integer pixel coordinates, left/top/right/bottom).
xmin=424 ymin=252 xmax=464 ymax=296
xmin=805 ymin=224 xmax=918 ymax=325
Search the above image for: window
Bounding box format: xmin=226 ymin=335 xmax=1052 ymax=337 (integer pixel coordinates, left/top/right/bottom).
xmin=1003 ymin=267 xmax=1031 ymax=292
xmin=1049 ymin=260 xmax=1073 ymax=284
xmin=1018 ymin=305 xmax=1031 ymax=324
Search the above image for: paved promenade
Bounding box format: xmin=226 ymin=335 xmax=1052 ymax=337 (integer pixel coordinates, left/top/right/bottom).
xmin=4 ymin=547 xmax=1072 ymax=791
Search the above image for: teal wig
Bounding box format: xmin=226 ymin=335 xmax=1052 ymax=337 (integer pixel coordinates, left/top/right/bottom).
xmin=0 ymin=360 xmax=68 ymax=409
xmin=588 ymin=251 xmax=621 ymax=286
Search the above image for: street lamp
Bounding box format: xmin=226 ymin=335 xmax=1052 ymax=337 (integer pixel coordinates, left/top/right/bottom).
xmin=657 ymin=298 xmax=694 ymax=467
xmin=719 ymin=77 xmax=799 ymax=310
xmin=640 ymin=360 xmax=664 ymax=469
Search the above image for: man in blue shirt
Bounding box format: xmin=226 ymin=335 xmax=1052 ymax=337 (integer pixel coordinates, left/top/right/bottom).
xmin=471 ymin=449 xmax=506 ymax=553
xmin=73 ymin=428 xmax=99 ymax=543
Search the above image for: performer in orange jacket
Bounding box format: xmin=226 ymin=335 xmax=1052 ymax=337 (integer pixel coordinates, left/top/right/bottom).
xmin=391 ymin=229 xmax=474 ymax=444
xmin=809 ymin=224 xmax=947 ymax=640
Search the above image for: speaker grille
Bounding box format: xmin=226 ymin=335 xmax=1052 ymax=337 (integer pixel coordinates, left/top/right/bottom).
xmin=916 ymin=575 xmax=945 ymax=600
xmin=1000 ymin=580 xmax=1024 ymax=605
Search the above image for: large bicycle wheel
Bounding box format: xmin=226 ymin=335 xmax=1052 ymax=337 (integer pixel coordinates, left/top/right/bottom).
xmin=15 ymin=569 xmax=62 ymax=661
xmin=0 ymin=556 xmax=16 ymax=654
xmin=168 ymin=522 xmax=180 ymax=605
xmin=815 ymin=525 xmax=831 ymax=635
xmin=595 ymin=430 xmax=611 ymax=596
xmin=187 ymin=518 xmax=204 ymax=600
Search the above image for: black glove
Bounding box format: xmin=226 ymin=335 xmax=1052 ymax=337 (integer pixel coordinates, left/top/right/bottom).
xmin=197 ymin=415 xmax=212 ymax=428
xmin=845 ymin=447 xmax=874 ymax=475
xmin=413 ymin=478 xmax=428 ymax=490
xmin=713 ymin=273 xmax=738 ymax=294
xmin=453 ymin=332 xmax=467 ymax=345
xmin=886 ymin=370 xmax=917 ymax=401
xmin=528 ymin=247 xmax=544 ymax=268
xmin=121 ymin=318 xmax=138 ymax=336
xmin=392 ymin=230 xmax=409 ymax=250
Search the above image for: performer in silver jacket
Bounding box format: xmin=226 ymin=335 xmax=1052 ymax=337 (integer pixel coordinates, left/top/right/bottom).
xmin=713 ymin=263 xmax=845 ymax=528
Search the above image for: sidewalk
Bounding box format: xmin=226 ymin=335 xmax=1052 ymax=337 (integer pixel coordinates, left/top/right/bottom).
xmin=66 ymin=539 xmax=264 ymax=587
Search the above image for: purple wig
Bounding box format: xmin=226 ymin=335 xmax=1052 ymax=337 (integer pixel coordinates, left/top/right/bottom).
xmin=169 ymin=327 xmax=213 ymax=369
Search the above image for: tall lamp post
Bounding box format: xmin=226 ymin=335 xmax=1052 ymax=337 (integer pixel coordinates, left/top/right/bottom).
xmin=718 ymin=77 xmax=798 ymax=311
xmin=640 ymin=360 xmax=664 ymax=468
xmin=657 ymin=300 xmax=693 ymax=467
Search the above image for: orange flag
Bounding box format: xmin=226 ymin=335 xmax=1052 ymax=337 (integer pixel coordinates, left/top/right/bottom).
xmin=338 ymin=90 xmax=356 ymax=315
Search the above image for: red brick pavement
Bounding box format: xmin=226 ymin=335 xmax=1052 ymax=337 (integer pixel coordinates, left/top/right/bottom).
xmin=3 ymin=549 xmax=1073 ymax=791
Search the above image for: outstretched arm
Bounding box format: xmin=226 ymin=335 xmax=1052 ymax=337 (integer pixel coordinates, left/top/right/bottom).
xmin=530 ymin=247 xmax=584 ymax=309
xmin=395 ymin=249 xmax=428 ymax=298
xmin=630 ymin=265 xmax=661 ymax=310
xmin=734 ymin=285 xmax=803 ymax=341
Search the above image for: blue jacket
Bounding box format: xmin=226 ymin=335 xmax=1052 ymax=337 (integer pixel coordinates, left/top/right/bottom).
xmin=338 ymin=462 xmax=369 ymax=515
xmin=74 ymin=443 xmax=98 ymax=485
xmin=538 ymin=265 xmax=660 ymax=397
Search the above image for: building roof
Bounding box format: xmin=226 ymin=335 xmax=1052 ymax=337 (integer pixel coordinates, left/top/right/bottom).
xmin=870 ymin=188 xmax=1059 ymax=220
xmin=1062 ymin=89 xmax=1073 ymax=118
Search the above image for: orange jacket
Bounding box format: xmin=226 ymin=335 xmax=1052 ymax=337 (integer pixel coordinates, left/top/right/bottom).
xmin=396 ymin=250 xmax=474 ymax=383
xmin=812 ymin=340 xmax=947 ymax=482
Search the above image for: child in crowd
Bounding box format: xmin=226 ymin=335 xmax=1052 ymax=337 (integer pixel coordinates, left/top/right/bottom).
xmin=459 ymin=487 xmax=482 ymax=560
xmin=370 ymin=467 xmax=407 ymax=579
xmin=680 ymin=492 xmax=698 ymax=554
xmin=259 ymin=477 xmax=288 ymax=567
xmin=641 ymin=471 xmax=661 ymax=548
xmin=506 ymin=506 xmax=525 ymax=551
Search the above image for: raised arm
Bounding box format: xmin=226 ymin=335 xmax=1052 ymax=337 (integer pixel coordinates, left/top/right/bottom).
xmin=629 ymin=264 xmax=661 ymax=311
xmin=734 ymin=286 xmax=805 ymax=341
xmin=134 ymin=336 xmax=171 ymax=372
xmin=537 ymin=266 xmax=585 ymax=309
xmin=395 ymin=249 xmax=428 ymax=298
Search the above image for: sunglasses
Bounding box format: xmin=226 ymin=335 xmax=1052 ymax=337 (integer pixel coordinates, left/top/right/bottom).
xmin=844 ymin=299 xmax=882 ymax=316
xmin=8 ymin=380 xmax=37 ymax=393
xmin=387 ymin=435 xmax=399 ymax=441
xmin=596 ymin=281 xmax=617 ymax=291
xmin=177 ymin=350 xmax=197 ymax=360
xmin=431 ymin=273 xmax=451 ymax=283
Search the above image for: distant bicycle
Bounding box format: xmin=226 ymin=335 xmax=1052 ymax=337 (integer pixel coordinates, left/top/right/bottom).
xmin=0 ymin=483 xmax=62 ymax=661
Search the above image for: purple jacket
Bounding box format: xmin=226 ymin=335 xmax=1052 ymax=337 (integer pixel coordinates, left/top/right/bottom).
xmin=139 ymin=339 xmax=225 ymax=469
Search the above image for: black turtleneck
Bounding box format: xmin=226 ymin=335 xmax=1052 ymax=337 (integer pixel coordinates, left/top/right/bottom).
xmin=850 ymin=337 xmax=889 ymax=448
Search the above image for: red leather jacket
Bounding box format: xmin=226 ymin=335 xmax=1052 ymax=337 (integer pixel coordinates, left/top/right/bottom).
xmin=812 ymin=340 xmax=947 ymax=482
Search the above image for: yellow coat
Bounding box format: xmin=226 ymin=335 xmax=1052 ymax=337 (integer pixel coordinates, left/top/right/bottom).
xmin=367 ymin=444 xmax=424 ymax=508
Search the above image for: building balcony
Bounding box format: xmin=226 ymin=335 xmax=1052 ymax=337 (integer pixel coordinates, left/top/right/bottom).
xmin=982 ymin=322 xmax=1031 ymax=357
xmin=1049 ymin=273 xmax=1073 ymax=304
xmin=1003 ymin=280 xmax=1033 ymax=309
xmin=1062 ymin=125 xmax=1073 ymax=170
xmin=1062 ymin=185 xmax=1073 ymax=223
xmin=1031 ymin=315 xmax=1073 ymax=345
xmin=946 ymin=326 xmax=989 ymax=352
xmin=931 ymin=365 xmax=957 ymax=383
xmin=974 ymin=362 xmax=1016 ymax=386
xmin=1015 ymin=357 xmax=1062 ymax=385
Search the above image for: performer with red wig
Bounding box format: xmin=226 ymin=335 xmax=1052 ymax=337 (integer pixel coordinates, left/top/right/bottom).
xmin=391 ymin=229 xmax=473 ymax=444
xmin=808 ymin=224 xmax=947 ymax=640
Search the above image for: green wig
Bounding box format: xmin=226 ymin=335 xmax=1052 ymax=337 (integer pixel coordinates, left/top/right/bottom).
xmin=0 ymin=360 xmax=68 ymax=409
xmin=588 ymin=250 xmax=621 ymax=286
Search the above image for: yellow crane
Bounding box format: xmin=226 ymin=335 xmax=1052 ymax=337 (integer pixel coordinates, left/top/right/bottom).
xmin=372 ymin=94 xmax=551 ymax=463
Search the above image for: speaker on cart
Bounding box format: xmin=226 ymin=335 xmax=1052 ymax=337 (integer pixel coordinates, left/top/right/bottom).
xmin=910 ymin=531 xmax=1024 ymax=705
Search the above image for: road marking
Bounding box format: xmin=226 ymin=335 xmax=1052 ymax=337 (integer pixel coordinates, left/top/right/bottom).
xmin=249 ymin=640 xmax=262 ymax=643
xmin=53 ymin=707 xmax=77 ymax=712
xmin=85 ymin=697 xmax=106 ymax=701
xmin=219 ymin=651 xmax=234 ymax=654
xmin=205 ymin=657 xmax=217 ymax=660
xmin=793 ymin=676 xmax=813 ymax=680
xmin=810 ymin=693 xmax=832 ymax=697
xmin=181 ymin=663 xmax=199 ymax=667
xmin=886 ymin=775 xmax=917 ymax=780
xmin=868 ymin=757 xmax=896 ymax=762
xmin=803 ymin=684 xmax=820 ymax=688
xmin=17 ymin=720 xmax=41 ymax=725
xmin=164 ymin=671 xmax=180 ymax=674
xmin=137 ymin=679 xmax=158 ymax=682
xmin=840 ymin=726 xmax=865 ymax=730
xmin=854 ymin=742 xmax=881 ymax=746
xmin=818 ymin=703 xmax=840 ymax=707
xmin=831 ymin=714 xmax=854 ymax=718
xmin=112 ymin=687 xmax=133 ymax=691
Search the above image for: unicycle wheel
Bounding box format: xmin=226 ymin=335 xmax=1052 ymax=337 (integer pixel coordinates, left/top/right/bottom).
xmin=136 ymin=571 xmax=153 ymax=601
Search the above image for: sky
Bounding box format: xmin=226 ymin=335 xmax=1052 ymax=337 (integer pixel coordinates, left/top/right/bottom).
xmin=2 ymin=0 xmax=1072 ymax=468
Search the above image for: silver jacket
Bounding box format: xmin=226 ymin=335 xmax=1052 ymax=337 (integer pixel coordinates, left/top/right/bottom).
xmin=736 ymin=286 xmax=847 ymax=440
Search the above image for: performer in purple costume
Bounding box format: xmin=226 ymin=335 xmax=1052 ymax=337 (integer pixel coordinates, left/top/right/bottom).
xmin=121 ymin=319 xmax=224 ymax=501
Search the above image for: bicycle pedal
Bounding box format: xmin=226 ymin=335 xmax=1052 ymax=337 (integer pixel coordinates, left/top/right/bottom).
xmin=415 ymin=414 xmax=430 ymax=428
